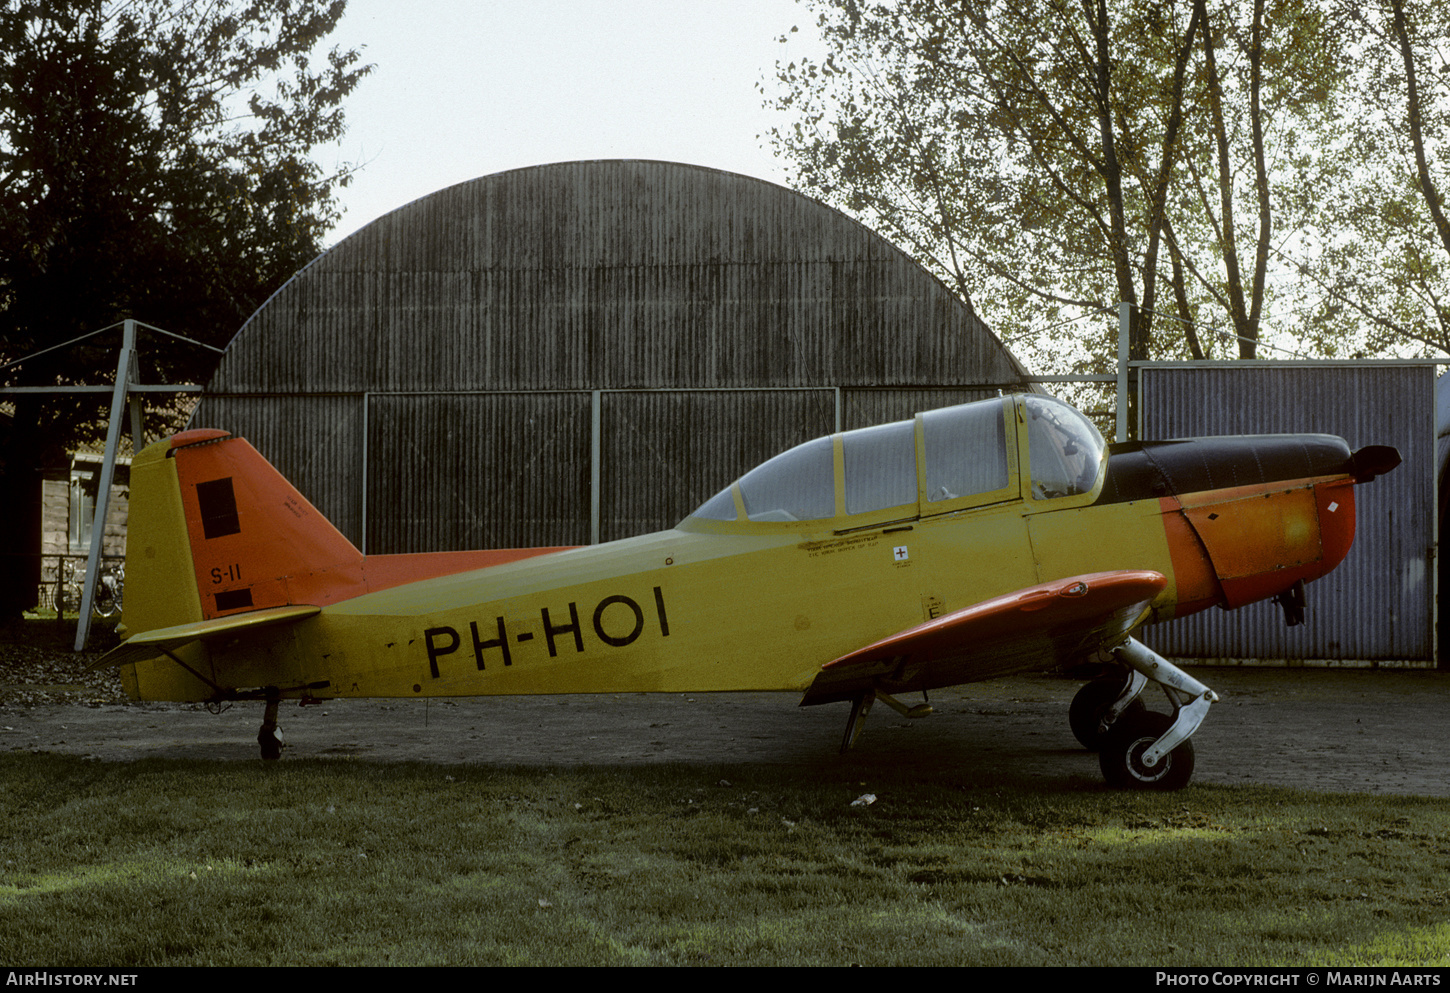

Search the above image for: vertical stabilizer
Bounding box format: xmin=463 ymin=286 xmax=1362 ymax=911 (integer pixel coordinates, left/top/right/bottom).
xmin=122 ymin=430 xmax=366 ymax=640
xmin=121 ymin=437 xmax=205 ymax=638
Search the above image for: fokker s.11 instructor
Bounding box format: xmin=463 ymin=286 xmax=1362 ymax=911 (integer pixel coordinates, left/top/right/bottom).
xmin=97 ymin=393 xmax=1399 ymax=789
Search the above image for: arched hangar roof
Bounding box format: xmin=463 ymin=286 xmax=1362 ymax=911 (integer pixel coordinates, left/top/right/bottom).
xmin=193 ymin=160 xmax=1033 ymax=550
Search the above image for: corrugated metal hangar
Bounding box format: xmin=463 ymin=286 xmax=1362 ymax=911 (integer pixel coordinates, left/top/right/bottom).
xmin=1140 ymin=362 xmax=1436 ymax=666
xmin=192 ymin=160 xmax=1032 ymax=552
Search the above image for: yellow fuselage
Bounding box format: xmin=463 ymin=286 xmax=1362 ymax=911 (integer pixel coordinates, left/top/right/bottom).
xmin=122 ymin=496 xmax=1179 ymax=702
xmin=114 ymin=394 xmax=1366 ymax=707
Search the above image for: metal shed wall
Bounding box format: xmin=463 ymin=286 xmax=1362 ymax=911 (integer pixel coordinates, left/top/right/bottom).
xmin=1139 ymin=363 xmax=1436 ymax=664
xmin=192 ymin=161 xmax=1031 ymax=552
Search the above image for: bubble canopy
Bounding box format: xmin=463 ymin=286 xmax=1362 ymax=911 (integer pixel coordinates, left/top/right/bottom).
xmin=685 ymin=395 xmax=1106 ymax=527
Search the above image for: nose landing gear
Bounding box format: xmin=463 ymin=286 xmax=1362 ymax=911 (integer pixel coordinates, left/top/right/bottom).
xmin=1072 ymin=638 xmax=1219 ymax=791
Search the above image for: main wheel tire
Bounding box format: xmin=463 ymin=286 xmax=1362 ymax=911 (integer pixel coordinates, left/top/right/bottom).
xmin=1099 ymin=710 xmax=1194 ymax=791
xmin=258 ymin=725 xmax=283 ymax=761
xmin=1068 ymin=677 xmax=1144 ymax=751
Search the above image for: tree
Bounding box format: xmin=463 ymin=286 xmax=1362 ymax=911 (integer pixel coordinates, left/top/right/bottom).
xmin=762 ymin=0 xmax=1432 ymax=372
xmin=1288 ymin=0 xmax=1450 ymax=358
xmin=0 ymin=0 xmax=371 ymax=619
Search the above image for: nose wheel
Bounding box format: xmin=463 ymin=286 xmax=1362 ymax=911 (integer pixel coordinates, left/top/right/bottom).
xmin=1098 ymin=710 xmax=1194 ymax=791
xmin=1085 ymin=639 xmax=1219 ymax=791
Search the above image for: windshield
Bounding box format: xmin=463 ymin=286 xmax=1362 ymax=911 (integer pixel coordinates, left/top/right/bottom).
xmin=1024 ymin=395 xmax=1105 ymax=499
xmin=738 ymin=435 xmax=836 ymax=522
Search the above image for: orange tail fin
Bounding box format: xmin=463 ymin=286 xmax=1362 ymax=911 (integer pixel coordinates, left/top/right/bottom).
xmin=123 ymin=430 xmax=573 ymax=639
xmin=139 ymin=430 xmax=367 ymax=625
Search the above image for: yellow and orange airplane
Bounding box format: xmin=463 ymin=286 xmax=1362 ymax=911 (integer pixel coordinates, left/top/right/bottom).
xmin=98 ymin=393 xmax=1398 ymax=789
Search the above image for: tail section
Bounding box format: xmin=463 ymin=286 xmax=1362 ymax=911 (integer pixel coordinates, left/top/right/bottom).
xmin=123 ymin=429 xmax=367 ymax=640
xmin=122 ymin=429 xmax=577 ymax=643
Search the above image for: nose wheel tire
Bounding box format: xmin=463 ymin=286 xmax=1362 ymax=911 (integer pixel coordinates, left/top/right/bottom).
xmin=1068 ymin=677 xmax=1145 ymax=751
xmin=1099 ymin=710 xmax=1194 ymax=791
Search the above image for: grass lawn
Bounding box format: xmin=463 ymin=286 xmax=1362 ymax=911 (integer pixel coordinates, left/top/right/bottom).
xmin=3 ymin=753 xmax=1449 ymax=966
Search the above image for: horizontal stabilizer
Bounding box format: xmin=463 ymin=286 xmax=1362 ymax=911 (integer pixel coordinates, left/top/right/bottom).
xmin=92 ymin=605 xmax=322 ymax=670
xmin=800 ymin=571 xmax=1166 ymax=707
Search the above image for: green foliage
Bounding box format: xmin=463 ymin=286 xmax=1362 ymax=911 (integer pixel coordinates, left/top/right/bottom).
xmin=0 ymin=0 xmax=370 ymax=617
xmin=4 ymin=755 xmax=1450 ymax=966
xmin=0 ymin=0 xmax=371 ymax=437
xmin=1291 ymin=1 xmax=1450 ymax=358
xmin=763 ymin=0 xmax=1450 ymax=369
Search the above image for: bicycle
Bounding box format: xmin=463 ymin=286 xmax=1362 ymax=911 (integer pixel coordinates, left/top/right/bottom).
xmin=53 ymin=559 xmax=124 ymax=618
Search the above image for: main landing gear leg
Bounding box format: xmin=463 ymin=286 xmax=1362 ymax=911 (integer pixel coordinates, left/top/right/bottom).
xmin=1098 ymin=638 xmax=1219 ymax=791
xmin=840 ymin=691 xmax=875 ymax=753
xmin=838 ymin=690 xmax=932 ymax=753
xmin=258 ymin=688 xmax=284 ymax=761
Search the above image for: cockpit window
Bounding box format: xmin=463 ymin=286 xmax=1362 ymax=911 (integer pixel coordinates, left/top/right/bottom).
xmin=843 ymin=419 xmax=917 ymax=514
xmin=692 ymin=485 xmax=737 ymax=521
xmin=738 ymin=435 xmax=836 ymax=522
xmin=1024 ymin=395 xmax=1105 ymax=499
xmin=686 ymin=397 xmax=1023 ymax=525
xmin=921 ymin=400 xmax=1009 ymax=503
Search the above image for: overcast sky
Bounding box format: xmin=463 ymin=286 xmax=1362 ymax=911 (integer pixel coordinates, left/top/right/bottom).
xmin=323 ymin=0 xmax=823 ymax=243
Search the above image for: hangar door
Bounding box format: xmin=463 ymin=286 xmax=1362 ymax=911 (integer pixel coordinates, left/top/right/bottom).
xmin=1138 ymin=363 xmax=1435 ymax=665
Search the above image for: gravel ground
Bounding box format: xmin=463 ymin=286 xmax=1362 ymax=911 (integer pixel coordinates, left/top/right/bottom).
xmin=0 ymin=636 xmax=127 ymax=708
xmin=4 ymin=629 xmax=1450 ymax=796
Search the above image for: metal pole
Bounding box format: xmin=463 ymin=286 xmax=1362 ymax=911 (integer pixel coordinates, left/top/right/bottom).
xmin=591 ymin=390 xmax=602 ymax=545
xmin=75 ymin=320 xmax=137 ymax=650
xmin=1116 ymin=301 xmax=1130 ymax=443
xmin=360 ymin=393 xmax=369 ymax=555
xmin=128 ymin=349 xmax=145 ymax=454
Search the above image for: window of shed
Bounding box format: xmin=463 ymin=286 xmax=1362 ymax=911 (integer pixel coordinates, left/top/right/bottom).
xmin=843 ymin=419 xmax=917 ymax=514
xmin=737 ymin=435 xmax=836 ymax=522
xmin=921 ymin=401 xmax=1009 ymax=503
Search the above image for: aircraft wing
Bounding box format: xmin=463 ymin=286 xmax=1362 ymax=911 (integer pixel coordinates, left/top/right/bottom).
xmin=91 ymin=605 xmax=322 ymax=670
xmin=799 ymin=571 xmax=1167 ymax=707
